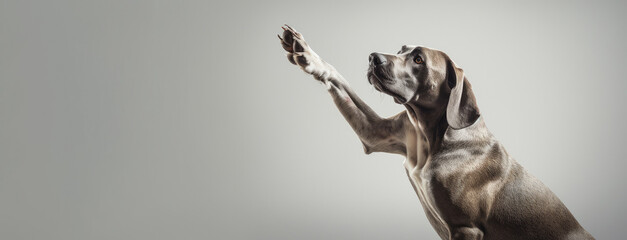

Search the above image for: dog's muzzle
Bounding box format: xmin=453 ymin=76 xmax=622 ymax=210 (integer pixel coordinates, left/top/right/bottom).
xmin=368 ymin=53 xmax=393 ymax=85
xmin=369 ymin=52 xmax=388 ymax=66
xmin=367 ymin=53 xmax=407 ymax=103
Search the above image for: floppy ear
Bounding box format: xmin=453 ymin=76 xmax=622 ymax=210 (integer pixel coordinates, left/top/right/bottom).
xmin=446 ymin=60 xmax=480 ymax=129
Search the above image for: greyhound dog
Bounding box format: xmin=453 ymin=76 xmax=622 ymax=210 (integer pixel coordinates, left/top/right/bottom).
xmin=278 ymin=25 xmax=593 ymax=240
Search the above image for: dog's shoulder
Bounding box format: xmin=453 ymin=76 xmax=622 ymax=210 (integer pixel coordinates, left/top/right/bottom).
xmin=430 ymin=117 xmax=506 ymax=173
xmin=424 ymin=118 xmax=514 ymax=218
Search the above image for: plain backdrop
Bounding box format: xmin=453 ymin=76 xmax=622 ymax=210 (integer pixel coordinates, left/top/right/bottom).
xmin=1 ymin=0 xmax=626 ymax=239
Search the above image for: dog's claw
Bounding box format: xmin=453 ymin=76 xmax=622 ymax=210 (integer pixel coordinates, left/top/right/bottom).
xmin=281 ymin=24 xmax=301 ymax=40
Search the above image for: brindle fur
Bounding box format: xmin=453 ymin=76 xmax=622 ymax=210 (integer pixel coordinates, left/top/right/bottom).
xmin=278 ymin=25 xmax=594 ymax=240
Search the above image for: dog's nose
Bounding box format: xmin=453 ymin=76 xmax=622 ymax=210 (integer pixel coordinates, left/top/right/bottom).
xmin=369 ymin=53 xmax=387 ymax=66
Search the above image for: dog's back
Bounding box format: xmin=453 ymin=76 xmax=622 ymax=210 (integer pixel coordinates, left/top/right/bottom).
xmin=486 ymin=162 xmax=594 ymax=240
xmin=418 ymin=118 xmax=594 ymax=240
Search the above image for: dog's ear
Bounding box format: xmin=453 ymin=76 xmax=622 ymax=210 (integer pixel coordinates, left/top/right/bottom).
xmin=445 ymin=59 xmax=480 ymax=129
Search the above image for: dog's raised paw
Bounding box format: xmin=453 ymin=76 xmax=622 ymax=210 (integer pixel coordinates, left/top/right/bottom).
xmin=278 ymin=24 xmax=328 ymax=79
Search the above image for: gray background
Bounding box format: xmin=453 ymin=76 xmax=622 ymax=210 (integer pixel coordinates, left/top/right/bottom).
xmin=1 ymin=0 xmax=625 ymax=239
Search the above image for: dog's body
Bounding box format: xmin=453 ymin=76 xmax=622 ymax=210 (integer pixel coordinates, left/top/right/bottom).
xmin=279 ymin=25 xmax=593 ymax=240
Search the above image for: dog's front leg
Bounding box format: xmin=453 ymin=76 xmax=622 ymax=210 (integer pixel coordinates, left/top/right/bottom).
xmin=279 ymin=25 xmax=408 ymax=155
xmin=450 ymin=227 xmax=484 ymax=240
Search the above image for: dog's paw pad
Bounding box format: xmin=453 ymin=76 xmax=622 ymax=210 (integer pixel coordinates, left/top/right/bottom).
xmin=286 ymin=53 xmax=297 ymax=65
xmin=279 ymin=24 xmax=329 ymax=80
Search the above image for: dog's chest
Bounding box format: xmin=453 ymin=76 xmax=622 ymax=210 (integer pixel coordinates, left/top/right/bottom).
xmin=402 ymin=131 xmax=451 ymax=239
xmin=404 ymin=163 xmax=451 ymax=239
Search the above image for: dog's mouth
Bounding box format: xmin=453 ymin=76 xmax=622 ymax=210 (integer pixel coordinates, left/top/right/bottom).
xmin=367 ymin=67 xmax=406 ymax=103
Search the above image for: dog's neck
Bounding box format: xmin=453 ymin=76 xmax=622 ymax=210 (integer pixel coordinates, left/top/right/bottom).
xmin=404 ymin=102 xmax=449 ymax=154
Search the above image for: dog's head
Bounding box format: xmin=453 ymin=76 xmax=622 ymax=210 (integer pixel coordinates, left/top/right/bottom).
xmin=367 ymin=45 xmax=480 ymax=129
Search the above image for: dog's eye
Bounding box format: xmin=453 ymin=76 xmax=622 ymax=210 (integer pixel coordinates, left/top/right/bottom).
xmin=414 ymin=56 xmax=424 ymax=64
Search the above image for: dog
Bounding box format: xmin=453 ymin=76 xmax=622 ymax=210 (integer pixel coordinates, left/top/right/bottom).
xmin=278 ymin=25 xmax=594 ymax=240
